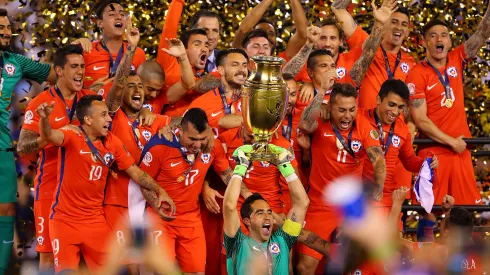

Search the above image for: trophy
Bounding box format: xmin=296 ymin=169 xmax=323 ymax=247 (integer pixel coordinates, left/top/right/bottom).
xmin=242 ymin=55 xmax=288 ymax=161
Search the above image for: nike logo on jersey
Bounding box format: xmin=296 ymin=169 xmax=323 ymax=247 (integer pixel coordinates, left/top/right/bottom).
xmin=55 ymin=117 xmax=65 ymax=122
xmin=80 ymin=150 xmax=92 ymax=155
xmin=475 ymin=199 xmax=482 ymax=204
xmin=170 ymin=161 xmax=182 ymax=167
xmin=211 ymin=111 xmax=222 ymax=117
xmin=427 ymin=83 xmax=437 ymax=90
xmin=93 ymin=66 xmax=105 ymax=71
xmin=324 ymin=133 xmax=334 ymax=137
xmin=2 ymin=240 xmax=13 ymax=244
xmin=252 ymin=246 xmax=260 ymax=251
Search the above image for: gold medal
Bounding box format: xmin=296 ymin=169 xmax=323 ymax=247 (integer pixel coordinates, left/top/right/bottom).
xmin=187 ymin=154 xmax=195 ymax=163
xmin=445 ymin=98 xmax=453 ymax=108
xmin=336 ymin=138 xmax=343 ymax=150
xmin=177 ymin=175 xmax=185 ymax=183
xmin=110 ymin=170 xmax=118 ymax=179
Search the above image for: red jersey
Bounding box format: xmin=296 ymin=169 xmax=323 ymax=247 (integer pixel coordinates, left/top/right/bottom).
xmin=360 ymin=109 xmax=423 ymax=207
xmin=21 ymin=88 xmax=95 ymax=201
xmin=104 ymin=109 xmax=171 ymax=207
xmin=188 ymin=87 xmax=242 ymax=137
xmin=50 ymin=130 xmax=134 ymax=223
xmin=142 ymin=86 xmax=169 ymax=115
xmin=308 ymin=114 xmax=380 ymax=205
xmin=83 ymin=41 xmax=146 ymax=98
xmin=406 ymin=45 xmax=470 ymax=154
xmin=139 ymin=136 xmax=229 ymax=226
xmin=218 ymin=128 xmax=297 ymax=212
xmin=295 ymin=88 xmax=332 ymax=111
xmin=349 ymin=30 xmax=417 ymax=109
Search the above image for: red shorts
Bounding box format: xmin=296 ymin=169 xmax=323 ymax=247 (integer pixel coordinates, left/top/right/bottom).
xmin=297 ymin=205 xmax=341 ymax=260
xmin=34 ymin=200 xmax=53 ymax=253
xmin=147 ymin=210 xmax=206 ymax=273
xmin=419 ymin=149 xmax=481 ymax=205
xmin=49 ymin=219 xmax=111 ymax=274
xmin=104 ymin=204 xmax=131 ymax=241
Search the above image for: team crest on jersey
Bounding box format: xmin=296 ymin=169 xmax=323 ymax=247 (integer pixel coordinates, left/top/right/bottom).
xmin=142 ymin=103 xmax=153 ymax=112
xmin=370 ymin=129 xmax=379 ymax=140
xmin=37 ymin=236 xmax=44 ymax=246
xmin=201 ymin=153 xmax=211 ymax=164
xmin=354 ymin=269 xmax=362 ymax=275
xmin=269 ymin=242 xmax=280 ymax=254
xmin=260 ymin=161 xmax=271 ymax=167
xmin=350 ymin=140 xmax=362 ymax=153
xmin=400 ymin=62 xmax=410 ymax=74
xmin=142 ymin=152 xmax=152 ymax=166
xmin=97 ymin=88 xmax=105 ymax=96
xmin=104 ymin=152 xmax=114 ymax=165
xmin=4 ymin=63 xmax=16 ymax=76
xmin=447 ymin=66 xmax=458 ymax=78
xmin=142 ymin=130 xmax=152 ymax=141
xmin=24 ymin=110 xmax=33 ymax=125
xmin=237 ymin=102 xmax=242 ymax=112
xmin=392 ymin=135 xmax=401 ymax=148
xmin=407 ymin=83 xmax=415 ymax=95
xmin=336 ymin=67 xmax=346 ymax=79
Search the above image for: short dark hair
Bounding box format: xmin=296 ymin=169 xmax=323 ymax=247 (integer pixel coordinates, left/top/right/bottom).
xmin=242 ymin=29 xmax=272 ymax=49
xmin=378 ymin=79 xmax=410 ymax=103
xmin=181 ymin=108 xmax=208 ymax=133
xmin=422 ymin=18 xmax=449 ymax=37
xmin=329 ymin=83 xmax=358 ymax=105
xmin=240 ymin=193 xmax=268 ymax=226
xmin=216 ymin=48 xmax=248 ymax=67
xmin=76 ymin=95 xmax=104 ymax=124
xmin=395 ymin=7 xmax=410 ymax=19
xmin=256 ymin=18 xmax=277 ymax=34
xmin=94 ymin=0 xmax=121 ymax=20
xmin=317 ymin=17 xmax=343 ymax=39
xmin=307 ymin=49 xmax=334 ymax=70
xmin=180 ymin=28 xmax=208 ymax=49
xmin=189 ymin=10 xmax=220 ymax=30
xmin=448 ymin=207 xmax=474 ymax=240
xmin=0 ymin=8 xmax=8 ymax=17
xmin=282 ymin=73 xmax=295 ymax=82
xmin=53 ymin=44 xmax=84 ymax=70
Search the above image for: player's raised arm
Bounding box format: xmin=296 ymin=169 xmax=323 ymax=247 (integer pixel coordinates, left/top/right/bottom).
xmin=37 ymin=102 xmax=65 ymax=147
xmin=283 ymin=26 xmax=320 ymax=77
xmin=283 ymin=0 xmax=308 ymax=58
xmin=17 ymin=129 xmax=48 ymax=156
xmin=106 ymin=15 xmax=140 ymax=112
xmin=192 ymin=73 xmax=221 ymax=94
xmin=231 ymin=0 xmax=274 ymax=48
xmin=165 ymin=38 xmax=197 ymax=104
xmin=298 ymin=70 xmax=336 ymax=134
xmin=223 ymin=145 xmax=253 ymax=237
xmin=349 ymin=0 xmax=398 ymax=87
xmin=331 ymin=0 xmax=357 ymax=38
xmin=464 ymin=1 xmax=490 ymax=59
xmin=366 ymin=145 xmax=386 ymax=201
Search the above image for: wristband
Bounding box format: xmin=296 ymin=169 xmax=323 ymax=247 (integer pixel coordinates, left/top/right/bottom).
xmin=285 ymin=173 xmax=298 ymax=183
xmin=233 ymin=165 xmax=248 ymax=177
xmin=278 ymin=162 xmax=295 ymax=178
xmin=231 ymin=174 xmax=243 ymax=181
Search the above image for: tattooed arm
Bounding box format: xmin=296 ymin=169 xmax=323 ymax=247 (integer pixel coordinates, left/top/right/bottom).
xmin=17 ymin=129 xmax=48 ymax=156
xmin=223 ymin=175 xmax=245 ymax=237
xmin=125 ymin=164 xmax=164 ymax=193
xmin=106 ymin=45 xmax=137 ymax=112
xmin=298 ymin=90 xmax=325 ymax=134
xmin=286 ymin=171 xmax=309 ymax=225
xmin=283 ymin=26 xmax=320 ymax=77
xmin=283 ymin=0 xmax=309 ymax=59
xmin=192 ymin=73 xmax=221 ymax=94
xmin=231 ymin=0 xmax=274 ymax=48
xmin=331 ymin=0 xmax=358 ymax=38
xmin=464 ymin=1 xmax=490 ymax=59
xmin=366 ymin=146 xmax=386 ymax=201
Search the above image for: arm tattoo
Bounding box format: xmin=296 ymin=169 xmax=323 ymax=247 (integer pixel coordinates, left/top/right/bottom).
xmin=18 ymin=130 xmax=40 ymax=155
xmin=194 ymin=74 xmax=221 ymax=93
xmin=299 ymin=91 xmax=323 ymax=132
xmin=410 ymin=98 xmax=425 ymax=109
xmin=464 ymin=7 xmax=490 ymax=59
xmin=332 ymin=0 xmax=351 ymax=9
xmin=303 ymin=232 xmax=320 ymax=245
xmin=290 ymin=213 xmax=297 ymax=222
xmin=106 ymin=47 xmax=136 ymax=111
xmin=140 ymin=187 xmax=159 ymax=207
xmin=219 ymin=168 xmax=233 ymax=185
xmin=349 ymin=22 xmax=384 ymax=86
xmin=135 ymin=168 xmax=161 ymax=192
xmin=366 ymin=146 xmax=383 ymax=163
xmin=170 ymin=116 xmax=182 ymax=128
xmin=88 ymin=83 xmax=103 ymax=93
xmin=283 ymin=44 xmax=313 ymax=77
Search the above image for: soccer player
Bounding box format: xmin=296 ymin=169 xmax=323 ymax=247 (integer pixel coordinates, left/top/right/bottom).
xmin=73 ymin=1 xmax=146 ymax=96
xmin=37 ymin=95 xmax=171 ymax=274
xmin=17 ymin=45 xmax=95 ymax=271
xmin=138 ymin=108 xmax=236 ymax=274
xmin=223 ymin=144 xmax=309 ymax=275
xmin=406 ymin=8 xmax=490 ymax=205
xmin=360 ymin=79 xmax=439 ymax=214
xmin=188 ymin=10 xmax=222 ymax=73
xmin=189 ymin=48 xmax=248 ymax=135
xmin=0 ymin=9 xmax=56 ymax=273
xmin=296 ymin=82 xmax=386 ymax=274
xmin=241 ymin=29 xmax=273 ymax=69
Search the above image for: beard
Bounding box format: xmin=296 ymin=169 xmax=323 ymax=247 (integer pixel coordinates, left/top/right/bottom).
xmin=0 ymin=40 xmax=13 ymax=52
xmin=226 ymin=73 xmax=246 ymax=90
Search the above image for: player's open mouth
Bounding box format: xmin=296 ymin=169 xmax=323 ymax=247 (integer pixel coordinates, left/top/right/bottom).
xmin=261 ymin=223 xmax=271 ymax=236
xmin=114 ymin=22 xmax=123 ymax=28
xmin=73 ymin=77 xmax=83 ymax=86
xmin=393 ymin=31 xmax=402 ymax=39
xmin=436 ymin=44 xmax=444 ymax=53
xmin=131 ymin=95 xmax=142 ymax=105
xmin=103 ymin=124 xmax=110 ymax=130
xmin=199 ymin=53 xmax=207 ymax=64
xmin=340 ymin=121 xmax=350 ymax=129
xmin=387 ymin=112 xmax=396 ymax=121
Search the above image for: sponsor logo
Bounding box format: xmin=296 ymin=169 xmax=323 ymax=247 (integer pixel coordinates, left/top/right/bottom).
xmin=427 ymin=83 xmax=437 ymax=90
xmin=79 ymin=150 xmax=92 ymax=155
xmin=211 ymin=111 xmax=222 ymax=117
xmin=324 ymin=133 xmax=334 ymax=137
xmin=93 ymin=65 xmax=105 ymax=71
xmin=170 ymin=161 xmax=181 ymax=167
xmin=370 ymin=129 xmax=380 ymax=140
xmin=55 ymin=117 xmax=65 ymax=122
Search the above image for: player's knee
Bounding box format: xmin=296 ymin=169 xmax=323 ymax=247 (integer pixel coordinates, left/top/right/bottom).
xmin=0 ymin=203 xmax=15 ymax=216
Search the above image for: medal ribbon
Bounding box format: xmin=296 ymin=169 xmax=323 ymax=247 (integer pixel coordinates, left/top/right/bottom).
xmin=425 ymin=58 xmax=452 ymax=102
xmin=79 ymin=126 xmax=115 ymax=170
xmin=372 ymin=109 xmax=395 ymax=155
xmin=218 ymin=85 xmax=232 ymax=115
xmin=331 ymin=123 xmax=356 ymax=160
xmin=282 ymin=114 xmax=293 ymax=140
xmin=122 ymin=110 xmax=143 ymax=151
xmin=54 ymin=86 xmax=78 ymax=123
xmin=381 ymin=46 xmax=401 ymax=79
xmin=100 ymin=40 xmax=125 ymax=78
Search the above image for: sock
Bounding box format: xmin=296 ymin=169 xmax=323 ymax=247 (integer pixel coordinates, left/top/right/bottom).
xmin=0 ymin=216 xmax=14 ymax=273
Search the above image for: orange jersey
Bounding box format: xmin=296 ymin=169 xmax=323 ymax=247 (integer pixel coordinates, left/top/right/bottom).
xmin=83 ymin=41 xmax=146 ymax=98
xmin=308 ymin=114 xmax=380 ymax=205
xmin=188 ymin=87 xmax=242 ymax=136
xmin=359 ymin=109 xmax=423 ymax=207
xmin=50 ymin=130 xmax=134 ymax=223
xmin=218 ymin=127 xmax=297 ymax=212
xmin=21 ymin=88 xmax=95 ymax=201
xmin=142 ymin=86 xmax=169 ymax=115
xmin=104 ymin=110 xmax=171 ymax=207
xmin=406 ymin=45 xmax=470 ymax=154
xmin=139 ymin=136 xmax=229 ymax=226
